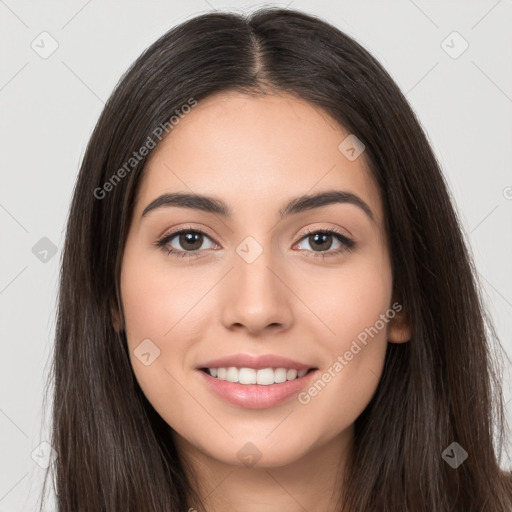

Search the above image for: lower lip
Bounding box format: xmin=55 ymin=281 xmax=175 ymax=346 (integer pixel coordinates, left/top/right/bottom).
xmin=197 ymin=369 xmax=318 ymax=409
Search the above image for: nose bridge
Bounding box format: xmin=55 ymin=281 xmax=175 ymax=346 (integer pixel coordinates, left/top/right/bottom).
xmin=220 ymin=233 xmax=293 ymax=332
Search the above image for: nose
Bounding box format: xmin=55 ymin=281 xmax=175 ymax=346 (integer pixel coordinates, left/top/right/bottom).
xmin=220 ymin=243 xmax=294 ymax=336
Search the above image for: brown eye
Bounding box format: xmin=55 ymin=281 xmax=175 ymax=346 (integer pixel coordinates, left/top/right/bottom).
xmin=307 ymin=232 xmax=335 ymax=252
xmin=156 ymin=228 xmax=218 ymax=258
xmin=177 ymin=232 xmax=204 ymax=251
xmin=295 ymin=229 xmax=356 ymax=258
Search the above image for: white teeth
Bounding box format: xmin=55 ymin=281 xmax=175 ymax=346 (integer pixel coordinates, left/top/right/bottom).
xmin=287 ymin=369 xmax=298 ymax=380
xmin=226 ymin=366 xmax=238 ymax=382
xmin=239 ymin=367 xmax=256 ymax=384
xmin=206 ymin=366 xmax=312 ymax=385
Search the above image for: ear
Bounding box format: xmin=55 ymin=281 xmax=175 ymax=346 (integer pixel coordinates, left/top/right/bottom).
xmin=110 ymin=297 xmax=123 ymax=333
xmin=387 ymin=304 xmax=412 ymax=344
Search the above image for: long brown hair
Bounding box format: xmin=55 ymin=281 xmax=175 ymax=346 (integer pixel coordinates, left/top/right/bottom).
xmin=40 ymin=7 xmax=512 ymax=511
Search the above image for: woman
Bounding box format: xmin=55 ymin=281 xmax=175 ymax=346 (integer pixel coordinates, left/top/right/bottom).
xmin=40 ymin=7 xmax=512 ymax=511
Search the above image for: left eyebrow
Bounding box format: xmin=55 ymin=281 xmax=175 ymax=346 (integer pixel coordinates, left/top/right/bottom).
xmin=280 ymin=190 xmax=375 ymax=223
xmin=141 ymin=190 xmax=375 ymax=223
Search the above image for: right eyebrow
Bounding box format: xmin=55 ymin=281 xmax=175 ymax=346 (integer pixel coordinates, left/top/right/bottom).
xmin=141 ymin=192 xmax=229 ymax=218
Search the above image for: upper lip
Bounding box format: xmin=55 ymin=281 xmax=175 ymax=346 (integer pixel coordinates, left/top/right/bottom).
xmin=197 ymin=353 xmax=317 ymax=371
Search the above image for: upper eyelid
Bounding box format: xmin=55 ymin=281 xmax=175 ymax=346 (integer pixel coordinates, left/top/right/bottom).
xmin=159 ymin=226 xmax=353 ymax=247
xmin=160 ymin=226 xmax=218 ymax=245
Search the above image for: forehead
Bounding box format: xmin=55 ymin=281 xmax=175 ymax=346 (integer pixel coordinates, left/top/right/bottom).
xmin=135 ymin=91 xmax=384 ymax=227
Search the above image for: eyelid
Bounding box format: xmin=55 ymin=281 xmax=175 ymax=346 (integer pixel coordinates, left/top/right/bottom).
xmin=295 ymin=225 xmax=353 ymax=244
xmin=155 ymin=224 xmax=357 ymax=258
xmin=155 ymin=225 xmax=220 ymax=252
xmin=293 ymin=226 xmax=356 ymax=255
xmin=156 ymin=223 xmax=217 ymax=241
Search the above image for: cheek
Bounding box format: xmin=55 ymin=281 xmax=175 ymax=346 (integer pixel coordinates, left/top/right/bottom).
xmin=298 ymin=252 xmax=393 ymax=349
xmin=294 ymin=256 xmax=392 ymax=421
xmin=120 ymin=249 xmax=209 ymax=342
xmin=336 ymin=262 xmax=392 ymax=369
xmin=119 ymin=249 xmax=215 ymax=403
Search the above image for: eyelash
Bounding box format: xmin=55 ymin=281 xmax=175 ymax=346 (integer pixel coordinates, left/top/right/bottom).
xmin=154 ymin=226 xmax=357 ymax=260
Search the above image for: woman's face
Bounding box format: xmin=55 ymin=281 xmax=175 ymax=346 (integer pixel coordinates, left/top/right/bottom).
xmin=115 ymin=91 xmax=410 ymax=469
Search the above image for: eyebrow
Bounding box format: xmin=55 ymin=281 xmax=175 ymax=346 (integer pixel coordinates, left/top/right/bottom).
xmin=141 ymin=190 xmax=375 ymax=222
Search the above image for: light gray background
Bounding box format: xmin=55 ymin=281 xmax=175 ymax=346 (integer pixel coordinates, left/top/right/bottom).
xmin=1 ymin=0 xmax=511 ymax=510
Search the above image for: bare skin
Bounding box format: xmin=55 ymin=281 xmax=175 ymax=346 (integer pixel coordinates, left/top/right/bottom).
xmin=112 ymin=90 xmax=411 ymax=512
